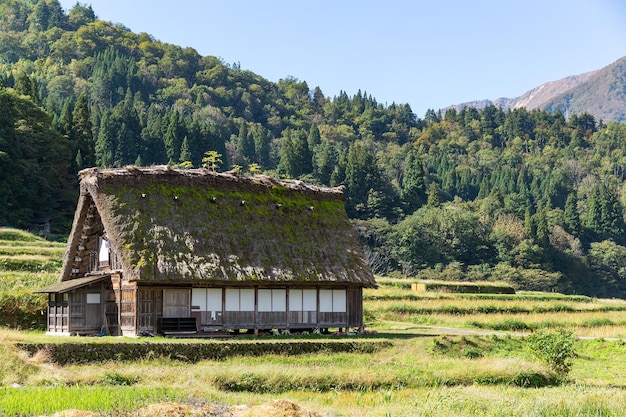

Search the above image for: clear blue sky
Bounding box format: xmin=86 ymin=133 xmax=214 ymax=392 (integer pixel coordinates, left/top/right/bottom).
xmin=59 ymin=0 xmax=626 ymax=118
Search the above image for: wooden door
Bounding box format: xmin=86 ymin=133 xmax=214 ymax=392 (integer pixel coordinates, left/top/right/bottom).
xmin=163 ymin=289 xmax=190 ymax=318
xmin=137 ymin=288 xmax=156 ymax=330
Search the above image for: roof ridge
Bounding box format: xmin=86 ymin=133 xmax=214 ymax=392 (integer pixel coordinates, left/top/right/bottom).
xmin=79 ymin=165 xmax=344 ymax=195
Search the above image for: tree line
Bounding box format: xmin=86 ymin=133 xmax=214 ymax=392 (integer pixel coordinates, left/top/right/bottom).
xmin=3 ymin=0 xmax=626 ymax=296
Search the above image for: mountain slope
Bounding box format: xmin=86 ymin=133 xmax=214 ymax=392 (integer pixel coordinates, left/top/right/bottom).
xmin=448 ymin=56 xmax=626 ymax=123
xmin=512 ymin=71 xmax=598 ymax=111
xmin=542 ymin=56 xmax=626 ymax=122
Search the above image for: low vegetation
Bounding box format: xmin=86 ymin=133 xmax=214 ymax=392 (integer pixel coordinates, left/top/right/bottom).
xmin=3 ymin=229 xmax=626 ymax=416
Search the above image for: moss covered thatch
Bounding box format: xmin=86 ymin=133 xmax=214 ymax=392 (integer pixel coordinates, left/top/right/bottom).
xmin=60 ymin=166 xmax=375 ymax=287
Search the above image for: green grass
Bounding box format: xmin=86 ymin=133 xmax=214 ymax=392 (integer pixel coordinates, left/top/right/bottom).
xmin=0 ymin=228 xmax=50 ymax=242
xmin=0 ymin=245 xmax=65 ymax=256
xmin=0 ymin=271 xmax=57 ymax=291
xmin=0 ymin=386 xmax=188 ymax=416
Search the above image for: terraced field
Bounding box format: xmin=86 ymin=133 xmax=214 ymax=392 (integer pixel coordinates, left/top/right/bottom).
xmin=4 ymin=228 xmax=626 ymax=416
xmin=0 ymin=229 xmax=63 ymax=329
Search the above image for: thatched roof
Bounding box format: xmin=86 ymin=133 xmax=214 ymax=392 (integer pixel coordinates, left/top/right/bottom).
xmin=60 ymin=166 xmax=376 ymax=287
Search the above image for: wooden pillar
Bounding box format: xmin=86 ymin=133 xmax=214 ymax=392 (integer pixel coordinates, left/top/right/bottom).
xmin=254 ymin=286 xmax=259 ymax=335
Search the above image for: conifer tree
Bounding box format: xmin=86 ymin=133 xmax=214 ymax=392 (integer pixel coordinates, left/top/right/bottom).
xmin=314 ymin=141 xmax=336 ymax=186
xmin=277 ymin=131 xmax=295 ymax=177
xmin=252 ymin=125 xmax=271 ymax=168
xmin=141 ymin=107 xmax=166 ymax=165
xmin=235 ymin=121 xmax=255 ymax=163
xmin=564 ymin=193 xmax=581 ymax=237
xmin=57 ymin=100 xmax=74 ymax=140
xmin=179 ymin=136 xmax=192 ymax=164
xmin=344 ymin=142 xmax=378 ymax=216
xmin=401 ymin=149 xmax=425 ymax=214
xmin=477 ymin=177 xmax=490 ymax=199
xmin=164 ymin=110 xmax=184 ymax=163
xmin=292 ymin=129 xmax=312 ymax=175
xmin=29 ymin=0 xmax=50 ymax=31
xmin=95 ymin=111 xmax=114 ymax=167
xmin=14 ymin=72 xmax=39 ymax=105
xmin=68 ymin=2 xmax=95 ymax=30
xmin=307 ymin=123 xmax=321 ymax=149
xmin=426 ymin=183 xmax=441 ymax=208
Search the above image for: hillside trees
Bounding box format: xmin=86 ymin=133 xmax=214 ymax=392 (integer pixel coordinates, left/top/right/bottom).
xmin=0 ymin=86 xmax=73 ymax=229
xmin=4 ymin=0 xmax=626 ymax=295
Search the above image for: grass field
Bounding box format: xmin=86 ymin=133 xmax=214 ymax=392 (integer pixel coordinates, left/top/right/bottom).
xmin=4 ymin=228 xmax=626 ymax=416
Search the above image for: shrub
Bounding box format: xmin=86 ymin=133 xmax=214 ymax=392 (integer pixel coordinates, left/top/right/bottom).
xmin=526 ymin=329 xmax=576 ymax=378
xmin=461 ymin=347 xmax=483 ymax=359
xmin=491 ymin=319 xmax=533 ymax=331
xmin=102 ymin=371 xmax=139 ymax=386
xmin=17 ymin=340 xmax=393 ymax=365
xmin=511 ymin=370 xmax=560 ymax=388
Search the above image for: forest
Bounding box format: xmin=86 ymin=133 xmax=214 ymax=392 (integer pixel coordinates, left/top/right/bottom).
xmin=2 ymin=0 xmax=626 ymax=297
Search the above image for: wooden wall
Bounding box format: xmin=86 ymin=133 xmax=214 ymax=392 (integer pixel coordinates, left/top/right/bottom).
xmin=47 ymin=279 xmax=118 ymax=336
xmin=189 ymin=286 xmax=362 ymax=332
xmin=49 ymin=282 xmax=365 ymax=336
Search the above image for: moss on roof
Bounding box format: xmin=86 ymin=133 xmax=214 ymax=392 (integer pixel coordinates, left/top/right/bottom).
xmin=63 ymin=166 xmax=375 ymax=287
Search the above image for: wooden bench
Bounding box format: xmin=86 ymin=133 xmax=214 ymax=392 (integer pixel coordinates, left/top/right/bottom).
xmin=157 ymin=317 xmax=198 ymax=334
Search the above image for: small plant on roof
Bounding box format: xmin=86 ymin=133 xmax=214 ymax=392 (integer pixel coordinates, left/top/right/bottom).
xmin=175 ymin=161 xmax=194 ymax=169
xmin=248 ymin=163 xmax=261 ymax=175
xmin=202 ymin=150 xmax=223 ymax=171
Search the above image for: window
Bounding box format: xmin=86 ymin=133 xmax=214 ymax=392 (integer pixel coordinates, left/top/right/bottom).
xmin=86 ymin=293 xmax=100 ymax=304
xmin=289 ymin=289 xmax=317 ymax=311
xmin=319 ymin=289 xmax=346 ymax=313
xmin=258 ymin=289 xmax=286 ymax=312
xmin=225 ymin=288 xmax=254 ymax=312
xmin=192 ymin=288 xmax=222 ymax=311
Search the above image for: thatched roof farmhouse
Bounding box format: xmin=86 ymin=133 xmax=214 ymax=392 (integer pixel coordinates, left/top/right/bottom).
xmin=38 ymin=166 xmax=376 ymax=336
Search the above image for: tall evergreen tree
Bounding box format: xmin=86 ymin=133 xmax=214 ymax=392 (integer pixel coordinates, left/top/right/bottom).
xmin=28 ymin=0 xmax=50 ymax=31
xmin=164 ymin=110 xmax=184 ymax=164
xmin=599 ymin=182 xmax=625 ymax=241
xmin=57 ymin=99 xmax=74 ymax=140
xmin=179 ymin=136 xmax=192 ymax=164
xmin=292 ymin=129 xmax=312 ymax=176
xmin=313 ymin=141 xmax=336 ymax=186
xmin=277 ymin=131 xmax=295 ymax=177
xmin=278 ymin=128 xmax=312 ymax=178
xmin=426 ymin=182 xmax=441 ymax=208
xmin=344 ymin=142 xmax=376 ymax=216
xmin=235 ymin=121 xmax=255 ymax=163
xmin=583 ymin=182 xmax=624 ymax=240
xmin=95 ymin=111 xmax=115 ymax=167
xmin=307 ymin=123 xmax=321 ymax=149
xmin=401 ymin=149 xmax=425 ymax=214
xmin=68 ymin=2 xmax=95 ymax=30
xmin=252 ymin=125 xmax=271 ymax=168
xmin=564 ymin=193 xmax=581 ymax=237
xmin=141 ymin=106 xmax=166 ymax=165
xmin=14 ymin=72 xmax=39 ymax=105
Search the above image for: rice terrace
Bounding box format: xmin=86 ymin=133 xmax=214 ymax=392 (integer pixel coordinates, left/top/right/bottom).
xmin=3 ymin=228 xmax=626 ymax=416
